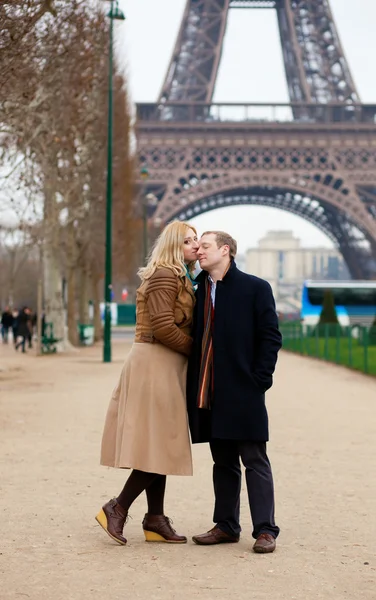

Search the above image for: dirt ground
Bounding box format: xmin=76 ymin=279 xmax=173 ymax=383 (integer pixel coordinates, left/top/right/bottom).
xmin=0 ymin=338 xmax=375 ymax=600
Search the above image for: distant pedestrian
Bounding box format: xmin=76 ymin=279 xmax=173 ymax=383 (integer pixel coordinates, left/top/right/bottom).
xmin=1 ymin=307 xmax=14 ymax=344
xmin=27 ymin=310 xmax=36 ymax=349
xmin=15 ymin=307 xmax=32 ymax=353
xmin=12 ymin=310 xmax=19 ymax=345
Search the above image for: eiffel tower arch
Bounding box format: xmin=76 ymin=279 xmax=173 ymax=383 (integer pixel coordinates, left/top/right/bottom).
xmin=136 ymin=0 xmax=376 ymax=278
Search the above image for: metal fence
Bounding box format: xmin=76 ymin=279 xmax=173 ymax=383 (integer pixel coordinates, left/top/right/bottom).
xmin=280 ymin=323 xmax=376 ymax=376
xmin=136 ymin=102 xmax=376 ymax=124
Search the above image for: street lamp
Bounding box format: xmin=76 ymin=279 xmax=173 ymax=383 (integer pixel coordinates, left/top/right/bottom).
xmin=102 ymin=0 xmax=125 ymax=364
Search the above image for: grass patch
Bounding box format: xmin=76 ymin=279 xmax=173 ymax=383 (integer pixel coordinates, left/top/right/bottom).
xmin=281 ymin=327 xmax=376 ymax=376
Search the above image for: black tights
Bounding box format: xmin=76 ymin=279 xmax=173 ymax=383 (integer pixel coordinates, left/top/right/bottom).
xmin=117 ymin=469 xmax=166 ymax=515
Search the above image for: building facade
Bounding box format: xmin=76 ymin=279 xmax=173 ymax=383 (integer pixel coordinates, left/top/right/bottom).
xmin=245 ymin=231 xmax=349 ymax=309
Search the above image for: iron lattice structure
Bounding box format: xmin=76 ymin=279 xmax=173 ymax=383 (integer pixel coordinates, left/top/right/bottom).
xmin=136 ymin=0 xmax=376 ymax=278
xmin=158 ymin=0 xmax=358 ymax=105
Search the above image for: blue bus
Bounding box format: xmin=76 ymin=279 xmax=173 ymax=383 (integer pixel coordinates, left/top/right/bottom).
xmin=301 ymin=280 xmax=376 ymax=327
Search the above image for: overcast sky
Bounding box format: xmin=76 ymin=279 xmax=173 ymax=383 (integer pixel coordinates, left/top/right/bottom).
xmin=115 ymin=0 xmax=376 ymax=252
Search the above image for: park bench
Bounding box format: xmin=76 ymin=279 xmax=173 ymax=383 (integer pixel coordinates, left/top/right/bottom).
xmin=78 ymin=324 xmax=95 ymax=346
xmin=41 ymin=322 xmax=61 ymax=354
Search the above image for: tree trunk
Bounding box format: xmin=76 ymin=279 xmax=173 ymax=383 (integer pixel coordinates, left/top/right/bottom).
xmin=8 ymin=250 xmax=16 ymax=307
xmin=36 ymin=275 xmax=43 ymax=356
xmin=67 ymin=265 xmax=78 ymax=345
xmin=43 ymin=240 xmax=65 ymax=351
xmin=7 ymin=286 xmax=14 ymax=309
xmin=91 ymin=269 xmax=102 ymax=342
xmin=43 ymin=188 xmax=67 ymax=352
xmin=78 ymin=261 xmax=89 ymax=324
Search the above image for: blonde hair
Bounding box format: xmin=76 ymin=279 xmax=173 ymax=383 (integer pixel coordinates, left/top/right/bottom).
xmin=138 ymin=220 xmax=197 ymax=281
xmin=202 ymin=230 xmax=237 ymax=258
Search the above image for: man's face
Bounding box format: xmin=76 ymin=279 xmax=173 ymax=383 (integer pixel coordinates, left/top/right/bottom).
xmin=197 ymin=233 xmax=229 ymax=270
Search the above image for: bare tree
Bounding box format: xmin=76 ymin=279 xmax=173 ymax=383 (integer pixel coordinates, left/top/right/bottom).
xmin=1 ymin=1 xmax=135 ymax=347
xmin=112 ymin=73 xmax=141 ymax=303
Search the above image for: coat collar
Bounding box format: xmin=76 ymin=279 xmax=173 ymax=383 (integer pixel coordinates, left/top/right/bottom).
xmin=195 ymin=259 xmax=238 ymax=285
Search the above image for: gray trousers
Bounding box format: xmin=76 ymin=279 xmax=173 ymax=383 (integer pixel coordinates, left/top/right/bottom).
xmin=210 ymin=439 xmax=280 ymax=539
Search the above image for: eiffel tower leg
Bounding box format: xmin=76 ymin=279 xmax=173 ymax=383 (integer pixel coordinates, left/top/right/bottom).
xmin=277 ymin=0 xmax=359 ymax=103
xmin=158 ymin=0 xmax=230 ymax=104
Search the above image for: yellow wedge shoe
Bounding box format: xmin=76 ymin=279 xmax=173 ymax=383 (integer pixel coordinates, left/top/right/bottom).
xmin=142 ymin=514 xmax=187 ymax=543
xmin=95 ymin=499 xmax=128 ymax=545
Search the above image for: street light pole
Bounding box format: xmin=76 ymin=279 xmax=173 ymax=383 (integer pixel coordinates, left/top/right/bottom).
xmin=103 ymin=0 xmax=125 ymax=363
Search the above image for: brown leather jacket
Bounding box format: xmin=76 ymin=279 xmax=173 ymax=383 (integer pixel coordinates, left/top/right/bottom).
xmin=134 ymin=267 xmax=195 ymax=356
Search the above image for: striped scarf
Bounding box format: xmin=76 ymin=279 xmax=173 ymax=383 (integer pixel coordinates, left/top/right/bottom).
xmin=197 ymin=277 xmax=214 ymax=410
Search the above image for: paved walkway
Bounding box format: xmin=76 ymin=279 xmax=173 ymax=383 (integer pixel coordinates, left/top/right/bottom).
xmin=0 ymin=340 xmax=375 ymax=600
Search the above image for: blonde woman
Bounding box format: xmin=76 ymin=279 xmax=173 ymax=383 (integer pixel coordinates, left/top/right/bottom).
xmin=96 ymin=221 xmax=198 ymax=545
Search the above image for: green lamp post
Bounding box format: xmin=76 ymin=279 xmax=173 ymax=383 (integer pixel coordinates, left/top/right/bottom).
xmin=102 ymin=0 xmax=125 ymax=363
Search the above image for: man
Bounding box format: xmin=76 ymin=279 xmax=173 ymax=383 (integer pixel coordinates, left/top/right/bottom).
xmin=1 ymin=307 xmax=14 ymax=344
xmin=187 ymin=231 xmax=282 ymax=553
xmin=14 ymin=307 xmax=31 ymax=353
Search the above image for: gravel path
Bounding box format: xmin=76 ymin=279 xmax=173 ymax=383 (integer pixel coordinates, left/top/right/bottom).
xmin=0 ymin=340 xmax=375 ymax=600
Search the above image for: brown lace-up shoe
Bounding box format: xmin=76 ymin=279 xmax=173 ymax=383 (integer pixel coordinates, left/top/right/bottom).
xmin=95 ymin=498 xmax=128 ymax=545
xmin=142 ymin=514 xmax=187 ymax=543
xmin=253 ymin=533 xmax=276 ymax=553
xmin=192 ymin=526 xmax=240 ymax=545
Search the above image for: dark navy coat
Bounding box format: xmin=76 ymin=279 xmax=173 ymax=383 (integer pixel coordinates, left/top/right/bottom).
xmin=187 ymin=261 xmax=282 ymax=443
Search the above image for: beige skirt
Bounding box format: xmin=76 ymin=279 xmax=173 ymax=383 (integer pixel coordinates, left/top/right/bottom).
xmin=100 ymin=342 xmax=193 ymax=476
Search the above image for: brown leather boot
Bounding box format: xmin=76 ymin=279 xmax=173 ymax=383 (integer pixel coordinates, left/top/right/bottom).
xmin=95 ymin=498 xmax=128 ymax=545
xmin=253 ymin=533 xmax=276 ymax=553
xmin=142 ymin=514 xmax=187 ymax=543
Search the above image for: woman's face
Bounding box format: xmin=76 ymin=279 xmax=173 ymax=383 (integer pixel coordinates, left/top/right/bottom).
xmin=183 ymin=228 xmax=199 ymax=263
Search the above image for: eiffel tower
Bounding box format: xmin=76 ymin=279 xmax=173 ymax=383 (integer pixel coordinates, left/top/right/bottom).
xmin=136 ymin=0 xmax=376 ymax=278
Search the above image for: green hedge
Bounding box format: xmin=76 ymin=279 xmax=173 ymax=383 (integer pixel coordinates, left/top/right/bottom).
xmin=280 ymin=323 xmax=376 ymax=376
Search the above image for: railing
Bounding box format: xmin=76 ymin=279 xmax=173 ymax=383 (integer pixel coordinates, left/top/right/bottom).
xmin=136 ymin=102 xmax=376 ymax=125
xmin=230 ymin=0 xmax=276 ymax=6
xmin=280 ymin=323 xmax=376 ymax=376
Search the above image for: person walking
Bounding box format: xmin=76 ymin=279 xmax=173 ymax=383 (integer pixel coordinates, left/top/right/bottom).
xmin=27 ymin=311 xmax=37 ymax=349
xmin=11 ymin=310 xmax=19 ymax=346
xmin=1 ymin=307 xmax=14 ymax=344
xmin=96 ymin=221 xmax=199 ymax=546
xmin=187 ymin=231 xmax=282 ymax=553
xmin=15 ymin=307 xmax=32 ymax=353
